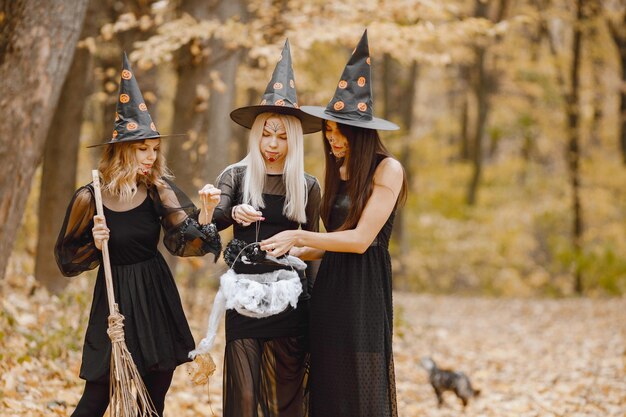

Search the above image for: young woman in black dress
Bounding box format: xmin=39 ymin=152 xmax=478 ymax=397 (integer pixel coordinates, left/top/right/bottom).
xmin=210 ymin=40 xmax=321 ymax=417
xmin=54 ymin=54 xmax=222 ymax=417
xmin=260 ymin=31 xmax=407 ymax=417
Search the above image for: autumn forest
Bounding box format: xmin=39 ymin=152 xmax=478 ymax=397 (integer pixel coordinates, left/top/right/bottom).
xmin=0 ymin=0 xmax=625 ymax=416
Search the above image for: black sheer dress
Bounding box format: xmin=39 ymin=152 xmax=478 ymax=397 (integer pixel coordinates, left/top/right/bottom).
xmin=309 ymin=157 xmax=398 ymax=417
xmin=55 ymin=178 xmax=221 ymax=383
xmin=213 ymin=165 xmax=321 ymax=417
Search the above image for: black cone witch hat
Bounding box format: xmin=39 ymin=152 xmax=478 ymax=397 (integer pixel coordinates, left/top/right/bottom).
xmin=301 ymin=30 xmax=399 ymax=131
xmin=230 ymin=39 xmax=322 ymax=134
xmin=87 ymin=53 xmax=184 ymax=147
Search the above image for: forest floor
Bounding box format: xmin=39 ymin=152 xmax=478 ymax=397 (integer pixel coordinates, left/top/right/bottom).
xmin=1 ymin=274 xmax=625 ymax=417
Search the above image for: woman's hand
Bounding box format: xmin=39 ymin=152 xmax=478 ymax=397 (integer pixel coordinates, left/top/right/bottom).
xmin=260 ymin=230 xmax=300 ymax=257
xmin=232 ymin=204 xmax=264 ymax=227
xmin=198 ymin=184 xmax=221 ymax=209
xmin=198 ymin=184 xmax=221 ymax=225
xmin=289 ymin=246 xmax=325 ymax=261
xmin=92 ymin=215 xmax=110 ymax=251
xmin=288 ymin=246 xmax=306 ymax=258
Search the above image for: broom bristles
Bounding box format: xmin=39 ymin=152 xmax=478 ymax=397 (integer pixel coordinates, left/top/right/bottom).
xmin=108 ymin=308 xmax=158 ymax=417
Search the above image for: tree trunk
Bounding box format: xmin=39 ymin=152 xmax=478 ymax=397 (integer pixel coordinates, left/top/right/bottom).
xmin=35 ymin=46 xmax=92 ymax=293
xmin=465 ymin=0 xmax=508 ymax=205
xmin=382 ymin=53 xmax=392 ymax=120
xmin=459 ymin=66 xmax=471 ymax=160
xmin=34 ymin=0 xmax=104 ymax=293
xmin=204 ymin=37 xmax=240 ymax=182
xmin=466 ymin=46 xmax=488 ymax=205
xmin=235 ymin=87 xmax=259 ymax=161
xmin=394 ymin=61 xmax=418 ymax=288
xmin=466 ymin=0 xmax=490 ymax=205
xmin=0 ymin=0 xmax=89 ymax=282
xmin=605 ymin=11 xmax=626 ymax=164
xmin=567 ymin=0 xmax=584 ymax=294
xmin=167 ymin=0 xmax=242 ymax=305
xmin=620 ymin=49 xmax=626 ymax=164
xmin=166 ymin=0 xmax=218 ymax=277
xmin=588 ymin=17 xmax=603 ymax=147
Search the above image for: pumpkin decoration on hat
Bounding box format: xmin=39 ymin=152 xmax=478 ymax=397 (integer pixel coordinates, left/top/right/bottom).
xmin=301 ymin=29 xmax=399 ymax=131
xmin=87 ymin=52 xmax=184 ymax=147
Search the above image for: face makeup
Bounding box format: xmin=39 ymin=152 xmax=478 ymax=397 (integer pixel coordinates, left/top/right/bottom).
xmin=260 ymin=117 xmax=288 ymax=167
xmin=325 ymin=121 xmax=349 ymax=159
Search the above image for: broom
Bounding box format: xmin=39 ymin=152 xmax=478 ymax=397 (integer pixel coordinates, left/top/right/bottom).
xmin=91 ymin=170 xmax=158 ymax=417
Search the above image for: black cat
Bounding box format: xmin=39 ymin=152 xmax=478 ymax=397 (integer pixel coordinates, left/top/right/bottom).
xmin=420 ymin=357 xmax=480 ymax=408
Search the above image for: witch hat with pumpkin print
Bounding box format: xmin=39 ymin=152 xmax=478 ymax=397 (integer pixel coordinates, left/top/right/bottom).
xmin=88 ymin=52 xmax=184 ymax=147
xmin=301 ymin=30 xmax=399 ymax=131
xmin=230 ymin=39 xmax=322 ymax=134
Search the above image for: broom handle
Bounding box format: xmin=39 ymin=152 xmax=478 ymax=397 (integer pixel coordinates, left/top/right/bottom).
xmin=91 ymin=170 xmax=117 ymax=314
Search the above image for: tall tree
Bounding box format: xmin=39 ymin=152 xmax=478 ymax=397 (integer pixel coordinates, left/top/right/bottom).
xmin=540 ymin=0 xmax=587 ymax=293
xmin=396 ymin=61 xmax=419 ymax=286
xmin=603 ymin=1 xmax=626 ymax=164
xmin=35 ymin=0 xmax=104 ymax=293
xmin=567 ymin=0 xmax=585 ymax=293
xmin=168 ymin=1 xmax=218 ymax=194
xmin=458 ymin=65 xmax=472 ymax=161
xmin=0 ymin=0 xmax=89 ymax=281
xmin=34 ymin=46 xmax=92 ymax=293
xmin=169 ymin=0 xmax=242 ymax=192
xmin=166 ymin=0 xmax=243 ymax=304
xmin=466 ymin=0 xmax=509 ymax=205
xmin=34 ymin=0 xmax=106 ymax=294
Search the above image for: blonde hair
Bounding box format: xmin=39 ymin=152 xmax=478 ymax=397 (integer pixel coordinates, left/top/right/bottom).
xmin=220 ymin=112 xmax=308 ymax=223
xmin=98 ymin=139 xmax=172 ymax=201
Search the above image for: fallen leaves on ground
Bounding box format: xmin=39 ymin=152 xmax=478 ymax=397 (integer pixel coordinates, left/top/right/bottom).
xmin=1 ymin=275 xmax=624 ymax=416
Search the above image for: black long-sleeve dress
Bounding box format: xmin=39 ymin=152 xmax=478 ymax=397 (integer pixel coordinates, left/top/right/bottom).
xmin=213 ymin=165 xmax=321 ymax=417
xmin=309 ymin=156 xmax=398 ymax=417
xmin=55 ymin=178 xmax=221 ymax=382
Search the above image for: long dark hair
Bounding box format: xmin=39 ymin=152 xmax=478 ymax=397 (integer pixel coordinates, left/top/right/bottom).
xmin=320 ymin=120 xmax=408 ymax=231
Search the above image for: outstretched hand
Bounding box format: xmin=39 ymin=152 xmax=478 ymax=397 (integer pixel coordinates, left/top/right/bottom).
xmin=260 ymin=230 xmax=299 ymax=257
xmin=198 ymin=184 xmax=221 ymax=209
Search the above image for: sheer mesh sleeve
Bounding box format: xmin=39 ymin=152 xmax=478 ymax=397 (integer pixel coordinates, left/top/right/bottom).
xmin=54 ymin=186 xmax=100 ymax=277
xmin=304 ymin=175 xmax=321 ymax=233
xmin=153 ymin=178 xmax=221 ymax=261
xmin=213 ymin=166 xmax=243 ymax=231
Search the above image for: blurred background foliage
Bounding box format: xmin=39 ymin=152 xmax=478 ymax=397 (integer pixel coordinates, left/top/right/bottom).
xmin=2 ymin=0 xmax=626 ymax=298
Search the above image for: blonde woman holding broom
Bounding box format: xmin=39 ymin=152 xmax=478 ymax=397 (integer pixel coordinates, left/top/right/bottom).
xmin=54 ymin=53 xmax=222 ymax=417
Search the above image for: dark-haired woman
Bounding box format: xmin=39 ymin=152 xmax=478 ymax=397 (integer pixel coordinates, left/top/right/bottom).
xmin=260 ymin=30 xmax=406 ymax=417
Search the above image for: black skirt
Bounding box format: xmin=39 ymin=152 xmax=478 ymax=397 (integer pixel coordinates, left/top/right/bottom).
xmin=81 ymin=252 xmax=194 ymax=382
xmin=309 ymin=246 xmax=397 ymax=417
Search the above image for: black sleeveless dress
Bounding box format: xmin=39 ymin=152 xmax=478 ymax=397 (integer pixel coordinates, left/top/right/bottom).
xmin=309 ymin=165 xmax=398 ymax=416
xmin=55 ymin=179 xmax=221 ymax=382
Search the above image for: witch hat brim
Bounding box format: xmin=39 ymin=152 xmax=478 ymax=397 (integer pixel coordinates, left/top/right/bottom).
xmin=85 ymin=133 xmax=187 ymax=148
xmin=230 ymin=39 xmax=322 ymax=134
xmin=300 ymin=105 xmax=399 ymax=131
xmin=230 ymin=105 xmax=322 ymax=134
xmin=87 ymin=52 xmax=186 ymax=148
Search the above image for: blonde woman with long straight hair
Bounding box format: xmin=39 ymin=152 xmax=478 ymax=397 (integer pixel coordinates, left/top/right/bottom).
xmin=210 ymin=40 xmax=321 ymax=417
xmin=54 ymin=54 xmax=222 ymax=417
